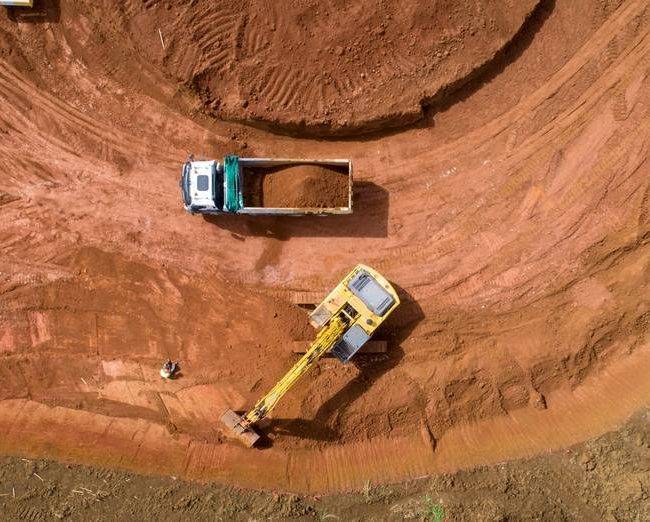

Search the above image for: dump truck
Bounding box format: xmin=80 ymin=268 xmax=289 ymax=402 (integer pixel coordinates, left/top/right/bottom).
xmin=221 ymin=264 xmax=400 ymax=446
xmin=180 ymin=155 xmax=353 ymax=215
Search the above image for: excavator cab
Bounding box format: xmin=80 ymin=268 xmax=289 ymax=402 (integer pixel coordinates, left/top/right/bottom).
xmin=329 ymin=268 xmax=397 ymax=362
xmin=221 ymin=264 xmax=400 ymax=447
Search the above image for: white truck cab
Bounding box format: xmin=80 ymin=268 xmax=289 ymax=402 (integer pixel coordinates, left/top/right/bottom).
xmin=180 ymin=160 xmax=223 ymax=213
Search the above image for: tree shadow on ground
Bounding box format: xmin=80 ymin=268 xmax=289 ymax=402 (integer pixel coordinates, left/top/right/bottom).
xmin=7 ymin=0 xmax=60 ymax=23
xmin=256 ymin=283 xmax=424 ymax=448
xmin=203 ymin=181 xmax=389 ymax=238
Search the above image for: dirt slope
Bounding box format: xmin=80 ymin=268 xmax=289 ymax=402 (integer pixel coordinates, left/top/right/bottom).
xmin=0 ymin=0 xmax=648 ymax=494
xmin=120 ymin=0 xmax=541 ymax=134
xmin=0 ymin=411 xmax=647 ymax=520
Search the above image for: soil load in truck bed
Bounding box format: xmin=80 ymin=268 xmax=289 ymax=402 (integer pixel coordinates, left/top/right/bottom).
xmin=242 ymin=164 xmax=349 ymax=208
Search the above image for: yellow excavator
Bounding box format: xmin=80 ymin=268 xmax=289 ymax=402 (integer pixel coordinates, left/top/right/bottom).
xmin=221 ymin=264 xmax=400 ymax=446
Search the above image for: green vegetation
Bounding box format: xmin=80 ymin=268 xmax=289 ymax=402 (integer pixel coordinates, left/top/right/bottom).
xmin=421 ymin=495 xmax=445 ymax=522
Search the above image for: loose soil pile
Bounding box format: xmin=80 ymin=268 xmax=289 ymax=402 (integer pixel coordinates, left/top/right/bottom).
xmin=242 ymin=164 xmax=349 ymax=208
xmin=0 ymin=0 xmax=648 ymax=496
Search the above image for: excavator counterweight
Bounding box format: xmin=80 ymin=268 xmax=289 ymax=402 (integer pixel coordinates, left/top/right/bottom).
xmin=221 ymin=265 xmax=400 ymax=447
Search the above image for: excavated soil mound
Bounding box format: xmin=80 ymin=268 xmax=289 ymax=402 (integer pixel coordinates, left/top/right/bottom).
xmin=118 ymin=0 xmax=540 ymax=134
xmin=243 ymin=164 xmax=349 ymax=208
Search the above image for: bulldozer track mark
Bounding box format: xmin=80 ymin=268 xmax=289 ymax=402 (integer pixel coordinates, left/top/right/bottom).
xmin=619 ymin=14 xmax=643 ymax=50
xmin=188 ymin=4 xmax=239 ymax=31
xmin=243 ymin=14 xmax=269 ymax=55
xmin=611 ymin=82 xmax=629 ymax=121
xmin=257 ymin=67 xmax=282 ymax=98
xmin=604 ymin=36 xmax=619 ymax=66
xmin=595 ymin=0 xmax=621 ymax=26
xmin=191 ymin=12 xmax=240 ymax=37
xmin=267 ymin=68 xmax=301 ymax=107
xmin=278 ymin=72 xmax=302 ymax=107
xmin=286 ymin=72 xmax=313 ymax=108
xmin=195 ymin=21 xmax=239 ymax=48
xmin=202 ymin=48 xmax=231 ymax=72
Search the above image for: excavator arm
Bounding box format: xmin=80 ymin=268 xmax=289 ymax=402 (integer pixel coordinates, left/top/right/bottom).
xmin=222 ymin=314 xmax=349 ymax=446
xmin=220 ymin=264 xmax=400 ymax=447
xmin=242 ymin=315 xmax=348 ymax=426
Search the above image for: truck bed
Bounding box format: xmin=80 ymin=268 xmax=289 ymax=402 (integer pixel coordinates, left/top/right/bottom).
xmin=238 ymin=158 xmax=352 ymax=215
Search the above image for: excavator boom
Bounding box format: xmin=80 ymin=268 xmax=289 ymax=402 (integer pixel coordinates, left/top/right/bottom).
xmin=221 ymin=264 xmax=400 ymax=447
xmin=243 ymin=315 xmax=348 ymax=425
xmin=221 ymin=315 xmax=348 ymax=446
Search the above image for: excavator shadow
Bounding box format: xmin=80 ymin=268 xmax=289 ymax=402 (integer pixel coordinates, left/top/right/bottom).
xmin=7 ymin=0 xmax=60 ymax=23
xmin=203 ymin=181 xmax=389 ymax=238
xmin=259 ymin=284 xmax=424 ymax=447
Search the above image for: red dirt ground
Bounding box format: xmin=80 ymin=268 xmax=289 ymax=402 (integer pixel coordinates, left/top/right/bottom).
xmin=0 ymin=0 xmax=648 ymax=493
xmin=123 ymin=0 xmax=541 ymax=134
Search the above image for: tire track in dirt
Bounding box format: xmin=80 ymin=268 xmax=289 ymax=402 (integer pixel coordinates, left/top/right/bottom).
xmin=0 ymin=62 xmax=182 ymax=166
xmin=191 ymin=9 xmax=241 ymax=76
xmin=135 ymin=0 xmax=540 ymax=133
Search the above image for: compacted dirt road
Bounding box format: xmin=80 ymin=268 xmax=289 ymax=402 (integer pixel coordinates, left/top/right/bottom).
xmin=0 ymin=0 xmax=648 ymax=494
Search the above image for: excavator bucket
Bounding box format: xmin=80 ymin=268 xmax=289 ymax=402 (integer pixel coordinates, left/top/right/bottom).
xmin=220 ymin=409 xmax=260 ymax=447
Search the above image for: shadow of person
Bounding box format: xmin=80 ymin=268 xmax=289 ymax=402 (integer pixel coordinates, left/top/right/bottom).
xmin=7 ymin=0 xmax=60 ymax=23
xmin=259 ymin=283 xmax=424 ymax=447
xmin=203 ymin=181 xmax=389 ymax=239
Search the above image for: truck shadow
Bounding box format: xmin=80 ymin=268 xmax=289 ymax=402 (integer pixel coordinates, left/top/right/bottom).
xmin=257 ymin=284 xmax=424 ymax=447
xmin=203 ymin=181 xmax=389 ymax=238
xmin=7 ymin=0 xmax=60 ymax=23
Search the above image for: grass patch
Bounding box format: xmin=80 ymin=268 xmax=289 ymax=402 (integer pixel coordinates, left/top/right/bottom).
xmin=421 ymin=495 xmax=445 ymax=521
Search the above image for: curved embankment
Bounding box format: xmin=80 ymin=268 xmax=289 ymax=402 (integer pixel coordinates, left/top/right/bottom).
xmin=0 ymin=345 xmax=648 ymax=492
xmin=0 ymin=0 xmax=648 ymax=493
xmin=119 ymin=0 xmax=541 ymax=135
